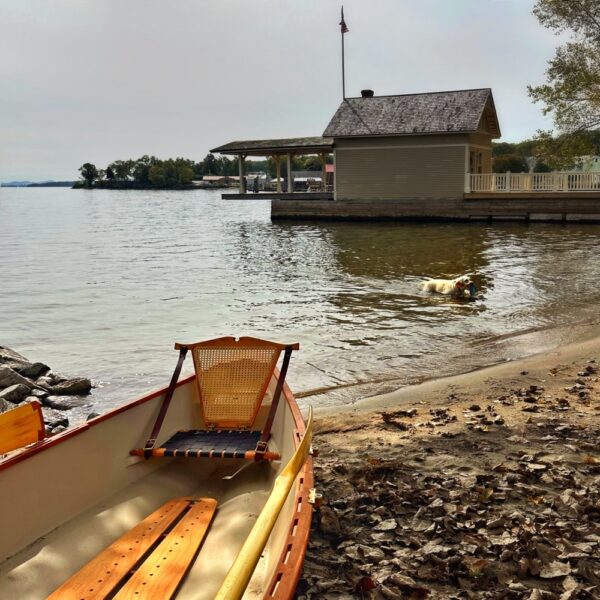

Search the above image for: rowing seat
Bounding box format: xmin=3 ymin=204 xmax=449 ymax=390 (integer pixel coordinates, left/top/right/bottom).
xmin=132 ymin=337 xmax=299 ymax=461
xmin=47 ymin=497 xmax=217 ymax=600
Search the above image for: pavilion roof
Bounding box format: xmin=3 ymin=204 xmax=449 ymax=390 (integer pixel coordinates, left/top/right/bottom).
xmin=211 ymin=136 xmax=334 ymax=156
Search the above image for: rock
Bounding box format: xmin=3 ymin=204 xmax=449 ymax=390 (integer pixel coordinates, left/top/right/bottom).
xmin=49 ymin=425 xmax=67 ymax=436
xmin=0 ymin=383 xmax=31 ymax=404
xmin=86 ymin=411 xmax=101 ymax=421
xmin=0 ymin=346 xmax=31 ymax=370
xmin=0 ymin=397 xmax=12 ymax=413
xmin=50 ymin=377 xmax=91 ymax=395
xmin=29 ymin=388 xmax=48 ymax=398
xmin=16 ymin=361 xmax=50 ymax=379
xmin=0 ymin=366 xmax=34 ymax=390
xmin=35 ymin=376 xmax=54 ymax=390
xmin=41 ymin=406 xmax=69 ymax=430
xmin=43 ymin=395 xmax=83 ymax=410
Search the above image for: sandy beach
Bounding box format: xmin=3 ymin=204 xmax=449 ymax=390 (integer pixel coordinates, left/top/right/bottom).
xmin=300 ymin=336 xmax=600 ymax=599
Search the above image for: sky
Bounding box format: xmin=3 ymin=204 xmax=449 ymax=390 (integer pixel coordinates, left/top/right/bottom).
xmin=0 ymin=0 xmax=564 ymax=181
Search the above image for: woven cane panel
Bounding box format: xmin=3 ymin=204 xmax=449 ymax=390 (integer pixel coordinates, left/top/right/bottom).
xmin=193 ymin=346 xmax=280 ymax=427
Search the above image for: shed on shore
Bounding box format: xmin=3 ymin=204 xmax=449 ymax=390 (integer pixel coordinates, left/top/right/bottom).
xmin=323 ymin=88 xmax=500 ymax=201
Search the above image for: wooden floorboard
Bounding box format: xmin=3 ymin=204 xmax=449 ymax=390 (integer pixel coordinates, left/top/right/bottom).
xmin=46 ymin=497 xmax=191 ymax=600
xmin=113 ymin=498 xmax=217 ymax=600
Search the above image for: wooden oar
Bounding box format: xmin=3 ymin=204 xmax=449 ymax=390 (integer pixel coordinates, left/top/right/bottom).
xmin=214 ymin=407 xmax=313 ymax=600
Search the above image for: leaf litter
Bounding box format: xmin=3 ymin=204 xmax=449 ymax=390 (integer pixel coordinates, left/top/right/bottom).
xmin=299 ymin=359 xmax=600 ymax=599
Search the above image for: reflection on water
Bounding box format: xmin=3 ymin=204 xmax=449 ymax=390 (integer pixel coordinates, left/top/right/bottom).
xmin=1 ymin=187 xmax=600 ymax=419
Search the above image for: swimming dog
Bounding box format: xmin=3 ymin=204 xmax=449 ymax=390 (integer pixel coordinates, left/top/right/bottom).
xmin=421 ymin=275 xmax=475 ymax=298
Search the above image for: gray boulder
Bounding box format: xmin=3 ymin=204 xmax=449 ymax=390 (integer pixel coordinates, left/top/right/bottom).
xmin=0 ymin=366 xmax=34 ymax=390
xmin=50 ymin=377 xmax=92 ymax=395
xmin=0 ymin=397 xmax=12 ymax=413
xmin=0 ymin=346 xmax=31 ymax=370
xmin=29 ymin=388 xmax=48 ymax=399
xmin=16 ymin=362 xmax=50 ymax=379
xmin=0 ymin=383 xmax=31 ymax=404
xmin=41 ymin=406 xmax=69 ymax=430
xmin=43 ymin=395 xmax=83 ymax=410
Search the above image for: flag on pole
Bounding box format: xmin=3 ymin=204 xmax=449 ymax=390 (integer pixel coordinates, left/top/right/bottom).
xmin=340 ymin=6 xmax=349 ymax=34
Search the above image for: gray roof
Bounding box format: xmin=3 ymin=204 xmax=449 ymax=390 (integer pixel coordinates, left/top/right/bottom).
xmin=323 ymin=88 xmax=500 ymax=138
xmin=211 ymin=136 xmax=334 ymax=156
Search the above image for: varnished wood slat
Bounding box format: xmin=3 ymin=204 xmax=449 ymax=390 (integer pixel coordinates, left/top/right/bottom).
xmin=0 ymin=401 xmax=44 ymax=455
xmin=114 ymin=498 xmax=217 ymax=600
xmin=46 ymin=497 xmax=192 ymax=600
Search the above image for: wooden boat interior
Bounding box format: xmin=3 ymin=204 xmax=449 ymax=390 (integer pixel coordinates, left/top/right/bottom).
xmin=0 ymin=353 xmax=313 ymax=599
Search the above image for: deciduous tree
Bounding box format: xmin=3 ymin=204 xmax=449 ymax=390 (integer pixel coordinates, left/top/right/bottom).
xmin=78 ymin=163 xmax=98 ymax=187
xmin=528 ymin=0 xmax=600 ymax=167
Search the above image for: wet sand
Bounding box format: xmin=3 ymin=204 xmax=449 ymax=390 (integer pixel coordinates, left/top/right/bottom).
xmin=300 ymin=336 xmax=600 ymax=599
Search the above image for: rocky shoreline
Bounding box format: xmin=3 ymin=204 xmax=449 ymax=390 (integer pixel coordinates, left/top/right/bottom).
xmin=0 ymin=345 xmax=93 ymax=436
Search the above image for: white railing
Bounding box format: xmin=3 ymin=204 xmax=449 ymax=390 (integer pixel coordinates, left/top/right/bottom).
xmin=470 ymin=172 xmax=600 ymax=193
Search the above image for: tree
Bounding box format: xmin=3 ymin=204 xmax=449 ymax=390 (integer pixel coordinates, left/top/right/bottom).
xmin=79 ymin=163 xmax=98 ymax=187
xmin=109 ymin=159 xmax=134 ymax=181
xmin=492 ymin=154 xmax=529 ymax=173
xmin=106 ymin=166 xmax=115 ymax=180
xmin=528 ymin=0 xmax=600 ymax=167
xmin=132 ymin=155 xmax=159 ymax=184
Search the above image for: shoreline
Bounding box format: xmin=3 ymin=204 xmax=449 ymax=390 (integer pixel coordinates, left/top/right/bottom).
xmin=302 ymin=334 xmax=600 ymax=598
xmin=314 ymin=325 xmax=600 ymax=417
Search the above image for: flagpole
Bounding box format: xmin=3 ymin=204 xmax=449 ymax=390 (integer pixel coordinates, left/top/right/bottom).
xmin=340 ymin=6 xmax=349 ymax=100
xmin=341 ymin=6 xmax=346 ymax=100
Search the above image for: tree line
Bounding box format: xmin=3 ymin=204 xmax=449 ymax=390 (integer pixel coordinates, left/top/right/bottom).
xmin=76 ymin=153 xmax=332 ymax=188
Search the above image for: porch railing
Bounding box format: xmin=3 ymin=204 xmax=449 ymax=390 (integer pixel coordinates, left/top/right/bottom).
xmin=470 ymin=172 xmax=600 ymax=193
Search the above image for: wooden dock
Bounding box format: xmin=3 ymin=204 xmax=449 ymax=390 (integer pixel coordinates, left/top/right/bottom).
xmin=269 ymin=192 xmax=600 ymax=222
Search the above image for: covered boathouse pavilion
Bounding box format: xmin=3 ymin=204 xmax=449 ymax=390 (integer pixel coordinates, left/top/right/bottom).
xmin=212 ymin=88 xmax=600 ymax=222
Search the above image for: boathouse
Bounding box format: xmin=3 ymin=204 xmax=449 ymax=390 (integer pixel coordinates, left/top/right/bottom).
xmin=212 ymin=88 xmax=600 ymax=221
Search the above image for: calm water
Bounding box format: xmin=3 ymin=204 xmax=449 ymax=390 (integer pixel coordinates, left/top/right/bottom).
xmin=2 ymin=187 xmax=600 ymax=420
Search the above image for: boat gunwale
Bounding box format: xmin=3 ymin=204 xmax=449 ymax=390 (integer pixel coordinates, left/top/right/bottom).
xmin=265 ymin=379 xmax=314 ymax=600
xmin=0 ymin=373 xmax=197 ymax=474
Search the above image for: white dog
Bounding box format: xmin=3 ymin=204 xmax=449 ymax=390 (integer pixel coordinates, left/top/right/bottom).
xmin=421 ymin=275 xmax=475 ymax=298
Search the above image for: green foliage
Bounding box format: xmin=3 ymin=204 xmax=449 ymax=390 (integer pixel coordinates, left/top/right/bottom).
xmin=78 ymin=163 xmax=98 ymax=187
xmin=492 ymin=154 xmax=529 ymax=173
xmin=528 ymin=0 xmax=600 ymax=166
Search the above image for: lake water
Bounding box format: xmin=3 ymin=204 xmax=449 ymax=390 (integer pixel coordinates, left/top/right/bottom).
xmin=2 ymin=187 xmax=600 ymax=420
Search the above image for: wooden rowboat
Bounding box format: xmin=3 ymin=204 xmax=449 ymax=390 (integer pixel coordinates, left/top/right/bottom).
xmin=0 ymin=337 xmax=314 ymax=599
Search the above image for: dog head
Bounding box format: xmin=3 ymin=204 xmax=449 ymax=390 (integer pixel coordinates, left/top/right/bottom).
xmin=454 ymin=275 xmax=472 ymax=292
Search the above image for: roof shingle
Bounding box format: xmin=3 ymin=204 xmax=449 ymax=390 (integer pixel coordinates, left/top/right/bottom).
xmin=323 ymin=88 xmax=499 ymax=138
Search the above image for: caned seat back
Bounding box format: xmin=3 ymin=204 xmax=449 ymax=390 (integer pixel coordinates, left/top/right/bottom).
xmin=178 ymin=337 xmax=298 ymax=429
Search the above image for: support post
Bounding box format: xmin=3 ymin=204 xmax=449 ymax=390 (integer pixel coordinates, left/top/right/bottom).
xmin=320 ymin=153 xmax=326 ymax=192
xmin=238 ymin=154 xmax=246 ymax=194
xmin=464 ymin=145 xmax=471 ymax=193
xmin=286 ymin=153 xmax=293 ymax=193
xmin=275 ymin=155 xmax=281 ymax=193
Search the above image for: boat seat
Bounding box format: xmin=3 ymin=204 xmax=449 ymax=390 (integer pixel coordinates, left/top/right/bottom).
xmin=132 ymin=337 xmax=298 ymax=461
xmin=135 ymin=429 xmax=280 ymax=461
xmin=0 ymin=400 xmax=45 ymax=455
xmin=47 ymin=497 xmax=217 ymax=600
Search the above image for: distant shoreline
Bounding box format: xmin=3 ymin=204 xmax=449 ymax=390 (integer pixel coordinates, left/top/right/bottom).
xmin=1 ymin=181 xmax=74 ymax=188
xmin=72 ymin=181 xmax=198 ymax=190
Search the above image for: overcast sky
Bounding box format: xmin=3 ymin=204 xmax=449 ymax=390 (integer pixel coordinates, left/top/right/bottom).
xmin=1 ymin=0 xmax=562 ymax=181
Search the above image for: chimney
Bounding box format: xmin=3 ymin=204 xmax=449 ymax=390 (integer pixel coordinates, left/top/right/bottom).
xmin=361 ymin=89 xmax=374 ymax=98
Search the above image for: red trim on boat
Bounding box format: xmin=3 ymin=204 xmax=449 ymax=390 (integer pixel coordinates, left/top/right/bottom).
xmin=0 ymin=375 xmax=196 ymax=474
xmin=264 ymin=377 xmax=314 ymax=600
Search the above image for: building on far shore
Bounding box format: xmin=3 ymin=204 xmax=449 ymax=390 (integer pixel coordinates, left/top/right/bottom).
xmin=213 ymin=88 xmax=600 ymax=222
